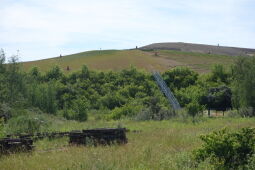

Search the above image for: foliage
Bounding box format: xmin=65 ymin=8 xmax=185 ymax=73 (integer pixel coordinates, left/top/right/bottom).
xmin=201 ymin=85 xmax=232 ymax=112
xmin=0 ymin=103 xmax=12 ymax=121
xmin=175 ymin=85 xmax=206 ymax=107
xmin=209 ymin=64 xmax=230 ymax=84
xmin=0 ymin=48 xmax=6 ymax=73
xmin=106 ymin=103 xmax=142 ymax=120
xmin=6 ymin=113 xmax=50 ymax=134
xmin=6 ymin=56 xmax=25 ymax=104
xmin=0 ymin=48 xmax=253 ymax=122
xmin=232 ymin=56 xmax=255 ymax=110
xmin=163 ymin=67 xmax=198 ymax=90
xmin=135 ymin=97 xmax=175 ymax=121
xmin=194 ymin=128 xmax=255 ymax=169
xmin=0 ymin=118 xmax=4 ymax=138
xmin=185 ymin=101 xmax=203 ymax=118
xmin=27 ymin=82 xmax=57 ymax=114
xmin=237 ymin=107 xmax=255 ymax=117
xmin=45 ymin=65 xmax=63 ymax=81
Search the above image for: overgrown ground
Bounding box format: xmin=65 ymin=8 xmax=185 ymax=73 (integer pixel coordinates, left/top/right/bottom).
xmin=1 ymin=117 xmax=254 ymax=170
xmin=22 ymin=50 xmax=235 ymax=73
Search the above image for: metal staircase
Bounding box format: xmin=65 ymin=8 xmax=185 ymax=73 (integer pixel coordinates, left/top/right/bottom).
xmin=152 ymin=71 xmax=181 ymax=110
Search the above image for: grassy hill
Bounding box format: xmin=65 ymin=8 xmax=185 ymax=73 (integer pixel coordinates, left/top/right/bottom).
xmin=141 ymin=42 xmax=255 ymax=57
xmin=22 ymin=49 xmax=236 ymax=73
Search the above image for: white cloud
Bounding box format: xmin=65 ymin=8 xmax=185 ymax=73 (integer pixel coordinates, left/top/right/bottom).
xmin=0 ymin=0 xmax=254 ymax=61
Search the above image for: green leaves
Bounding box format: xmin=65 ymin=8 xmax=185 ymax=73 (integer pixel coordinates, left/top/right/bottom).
xmin=194 ymin=128 xmax=255 ymax=169
xmin=232 ymin=56 xmax=255 ymax=110
xmin=163 ymin=67 xmax=198 ymax=90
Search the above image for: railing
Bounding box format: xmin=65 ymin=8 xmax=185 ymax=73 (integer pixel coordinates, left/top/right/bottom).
xmin=152 ymin=71 xmax=181 ymax=110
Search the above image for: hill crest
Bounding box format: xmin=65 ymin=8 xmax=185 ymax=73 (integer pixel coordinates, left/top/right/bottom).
xmin=140 ymin=42 xmax=255 ymax=56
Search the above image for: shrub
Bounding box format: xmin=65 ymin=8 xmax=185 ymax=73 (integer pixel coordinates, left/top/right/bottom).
xmin=6 ymin=114 xmax=49 ymax=134
xmin=100 ymin=93 xmax=126 ymax=110
xmin=246 ymin=154 xmax=255 ymax=169
xmin=72 ymin=99 xmax=88 ymax=121
xmin=106 ymin=104 xmax=142 ymax=120
xmin=45 ymin=65 xmax=63 ymax=81
xmin=210 ymin=64 xmax=230 ymax=84
xmin=0 ymin=118 xmax=4 ymax=138
xmin=185 ymin=101 xmax=203 ymax=118
xmin=163 ymin=67 xmax=198 ymax=90
xmin=238 ymin=107 xmax=254 ymax=117
xmin=135 ymin=107 xmax=175 ymax=121
xmin=194 ymin=128 xmax=255 ymax=169
xmin=62 ymin=99 xmax=89 ymax=121
xmin=0 ymin=103 xmax=12 ymax=121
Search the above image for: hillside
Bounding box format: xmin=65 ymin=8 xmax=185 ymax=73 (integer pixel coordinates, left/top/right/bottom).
xmin=22 ymin=49 xmax=236 ymax=73
xmin=140 ymin=42 xmax=255 ymax=57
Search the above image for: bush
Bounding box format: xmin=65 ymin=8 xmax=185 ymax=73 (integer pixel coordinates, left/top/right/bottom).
xmin=238 ymin=107 xmax=254 ymax=117
xmin=45 ymin=65 xmax=63 ymax=81
xmin=6 ymin=114 xmax=49 ymax=134
xmin=185 ymin=101 xmax=203 ymax=118
xmin=163 ymin=67 xmax=198 ymax=90
xmin=106 ymin=104 xmax=142 ymax=120
xmin=99 ymin=93 xmax=126 ymax=110
xmin=135 ymin=107 xmax=175 ymax=121
xmin=61 ymin=99 xmax=88 ymax=121
xmin=0 ymin=103 xmax=12 ymax=121
xmin=246 ymin=154 xmax=255 ymax=169
xmin=0 ymin=118 xmax=4 ymax=137
xmin=72 ymin=99 xmax=88 ymax=121
xmin=194 ymin=128 xmax=255 ymax=169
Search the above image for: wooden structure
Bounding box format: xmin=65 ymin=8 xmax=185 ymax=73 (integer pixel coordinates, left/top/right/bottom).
xmin=0 ymin=137 xmax=33 ymax=154
xmin=69 ymin=128 xmax=127 ymax=146
xmin=0 ymin=128 xmax=128 ymax=154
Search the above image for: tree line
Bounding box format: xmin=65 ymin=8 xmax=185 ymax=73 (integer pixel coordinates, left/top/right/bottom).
xmin=0 ymin=49 xmax=254 ymax=122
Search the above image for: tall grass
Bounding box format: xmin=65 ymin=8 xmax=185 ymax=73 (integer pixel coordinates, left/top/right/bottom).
xmin=0 ymin=118 xmax=254 ymax=170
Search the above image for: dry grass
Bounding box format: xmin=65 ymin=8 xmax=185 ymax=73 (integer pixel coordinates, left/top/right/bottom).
xmin=21 ymin=49 xmax=236 ymax=74
xmin=1 ymin=118 xmax=254 ymax=170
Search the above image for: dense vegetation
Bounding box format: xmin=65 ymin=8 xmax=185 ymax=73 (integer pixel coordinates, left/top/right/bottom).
xmin=194 ymin=127 xmax=255 ymax=169
xmin=0 ymin=49 xmax=255 ymax=169
xmin=0 ymin=50 xmax=255 ymax=132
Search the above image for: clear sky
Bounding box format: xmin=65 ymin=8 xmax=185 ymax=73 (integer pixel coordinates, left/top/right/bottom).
xmin=1 ymin=0 xmax=255 ymax=61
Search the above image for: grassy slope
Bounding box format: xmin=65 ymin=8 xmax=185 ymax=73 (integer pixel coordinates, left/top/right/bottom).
xmin=22 ymin=49 xmax=236 ymax=74
xmin=1 ymin=118 xmax=255 ymax=170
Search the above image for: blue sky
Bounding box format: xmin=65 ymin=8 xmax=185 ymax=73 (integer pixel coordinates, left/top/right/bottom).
xmin=0 ymin=0 xmax=255 ymax=61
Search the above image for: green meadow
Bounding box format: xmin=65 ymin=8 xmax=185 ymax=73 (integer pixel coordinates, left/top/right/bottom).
xmin=1 ymin=117 xmax=254 ymax=170
xmin=22 ymin=50 xmax=235 ymax=73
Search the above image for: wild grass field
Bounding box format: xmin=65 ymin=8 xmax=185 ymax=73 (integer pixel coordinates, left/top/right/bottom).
xmin=1 ymin=117 xmax=254 ymax=170
xmin=22 ymin=50 xmax=235 ymax=74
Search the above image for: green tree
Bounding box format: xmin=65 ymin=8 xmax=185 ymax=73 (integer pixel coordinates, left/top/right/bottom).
xmin=210 ymin=64 xmax=229 ymax=84
xmin=200 ymin=86 xmax=232 ymax=116
xmin=80 ymin=65 xmax=90 ymax=79
xmin=6 ymin=55 xmax=25 ymax=104
xmin=163 ymin=67 xmax=198 ymax=90
xmin=29 ymin=67 xmax=41 ymax=80
xmin=0 ymin=49 xmax=6 ymax=73
xmin=45 ymin=65 xmax=63 ymax=81
xmin=72 ymin=98 xmax=88 ymax=121
xmin=185 ymin=101 xmax=203 ymax=118
xmin=232 ymin=57 xmax=255 ymax=112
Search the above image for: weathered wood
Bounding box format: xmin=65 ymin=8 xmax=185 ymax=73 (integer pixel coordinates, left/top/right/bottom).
xmin=0 ymin=137 xmax=33 ymax=154
xmin=69 ymin=128 xmax=127 ymax=146
xmin=0 ymin=128 xmax=128 ymax=154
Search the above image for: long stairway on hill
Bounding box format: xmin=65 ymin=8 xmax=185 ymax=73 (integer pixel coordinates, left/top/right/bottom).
xmin=152 ymin=71 xmax=181 ymax=110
